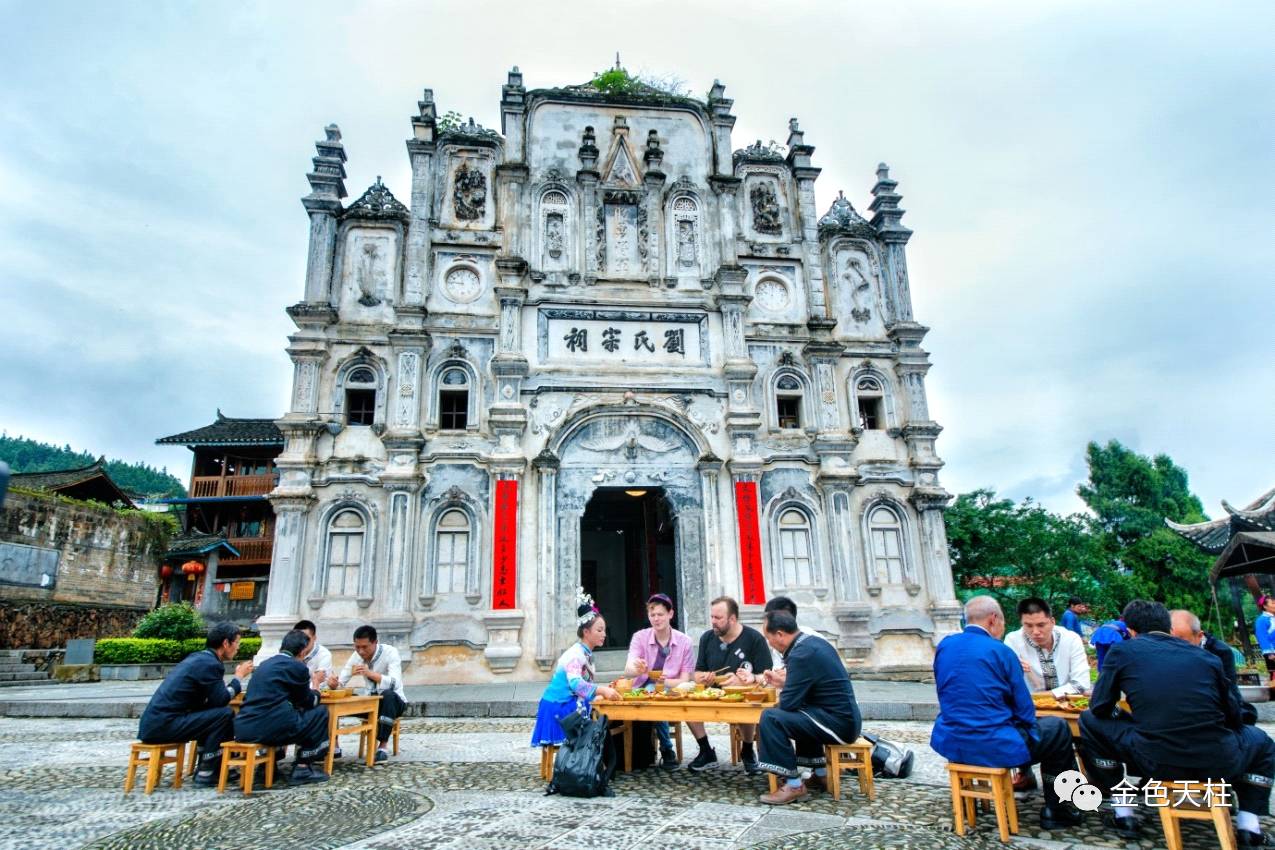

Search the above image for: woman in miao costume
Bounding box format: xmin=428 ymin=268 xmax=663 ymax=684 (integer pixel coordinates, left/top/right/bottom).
xmin=530 ymin=589 xmax=621 ymax=747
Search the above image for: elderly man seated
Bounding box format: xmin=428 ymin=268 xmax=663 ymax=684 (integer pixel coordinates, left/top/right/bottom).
xmin=756 ymin=609 xmax=861 ymax=805
xmin=1080 ymin=600 xmax=1275 ymax=845
xmin=1004 ymin=596 xmax=1091 ymax=792
xmin=931 ymin=595 xmax=1083 ymax=830
xmin=137 ymin=622 xmax=252 ymax=785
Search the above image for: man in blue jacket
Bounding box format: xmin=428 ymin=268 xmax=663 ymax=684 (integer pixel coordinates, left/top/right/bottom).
xmin=931 ymin=595 xmax=1082 ymax=830
xmin=138 ymin=621 xmax=253 ymax=785
xmin=234 ymin=629 xmax=332 ymax=784
xmin=756 ymin=609 xmax=861 ymax=805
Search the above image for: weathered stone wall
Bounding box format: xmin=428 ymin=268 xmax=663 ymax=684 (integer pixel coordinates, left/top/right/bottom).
xmin=0 ymin=600 xmax=143 ymax=648
xmin=0 ymin=490 xmax=167 ymax=645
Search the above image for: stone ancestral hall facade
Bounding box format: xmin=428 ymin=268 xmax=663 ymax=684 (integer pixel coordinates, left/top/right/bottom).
xmin=259 ymin=68 xmax=961 ymax=682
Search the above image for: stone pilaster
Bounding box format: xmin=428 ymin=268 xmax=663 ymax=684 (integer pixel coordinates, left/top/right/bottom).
xmin=642 ymin=130 xmax=666 ymax=283
xmin=869 ymin=163 xmax=914 ymax=324
xmin=499 ymin=67 xmax=527 ymax=163
xmin=256 ymin=494 xmax=316 ymax=660
xmin=576 ymin=127 xmax=600 ymax=279
xmin=404 ymin=89 xmax=437 ymax=306
xmin=785 ymin=119 xmax=827 ymax=318
xmin=532 ymin=449 xmax=559 ymax=669
xmin=301 ymin=125 xmax=347 ymax=304
xmin=910 ymin=487 xmax=963 ymax=646
xmin=491 ymin=258 xmax=530 ymax=450
xmin=707 ymin=81 xmax=736 ymax=177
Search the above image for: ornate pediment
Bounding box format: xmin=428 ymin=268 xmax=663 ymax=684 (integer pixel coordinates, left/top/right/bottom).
xmin=733 ymin=139 xmax=786 ymax=168
xmin=342 ymin=177 xmax=409 ymax=221
xmin=818 ymin=191 xmax=875 ymax=239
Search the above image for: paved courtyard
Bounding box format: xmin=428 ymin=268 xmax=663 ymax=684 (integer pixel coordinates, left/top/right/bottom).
xmin=0 ymin=715 xmax=1266 ymax=850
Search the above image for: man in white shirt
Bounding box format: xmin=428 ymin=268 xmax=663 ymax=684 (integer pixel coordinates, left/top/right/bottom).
xmin=294 ymin=619 xmax=332 ymax=679
xmin=1003 ymin=596 xmax=1091 ymax=792
xmin=327 ymin=625 xmax=407 ymax=763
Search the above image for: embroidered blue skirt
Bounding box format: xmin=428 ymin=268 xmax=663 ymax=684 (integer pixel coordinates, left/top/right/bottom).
xmin=530 ymin=696 xmax=586 ymax=747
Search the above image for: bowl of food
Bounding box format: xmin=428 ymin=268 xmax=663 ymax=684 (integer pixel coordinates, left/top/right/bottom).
xmin=323 ymin=688 xmax=352 ymax=699
xmin=744 ymin=690 xmax=767 ymax=703
xmin=723 ymin=685 xmax=751 ymax=694
xmin=613 ymin=677 xmax=633 ymax=693
xmin=646 ymin=670 xmax=664 ymax=682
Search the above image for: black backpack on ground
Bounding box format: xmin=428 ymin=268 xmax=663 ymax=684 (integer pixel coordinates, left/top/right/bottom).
xmin=548 ymin=710 xmax=616 ymax=797
xmin=861 ymin=731 xmax=915 ymax=779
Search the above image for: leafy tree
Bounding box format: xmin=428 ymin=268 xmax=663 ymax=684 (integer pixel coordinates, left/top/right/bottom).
xmin=945 ymin=489 xmax=1132 ymax=627
xmin=1078 ymin=440 xmax=1215 ymax=614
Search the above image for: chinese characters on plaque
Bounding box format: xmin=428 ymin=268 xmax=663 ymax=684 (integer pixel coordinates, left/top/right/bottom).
xmin=546 ymin=316 xmax=702 ymax=366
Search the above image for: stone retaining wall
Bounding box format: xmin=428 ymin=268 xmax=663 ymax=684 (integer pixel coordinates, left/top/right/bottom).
xmin=0 ymin=599 xmax=146 ymax=649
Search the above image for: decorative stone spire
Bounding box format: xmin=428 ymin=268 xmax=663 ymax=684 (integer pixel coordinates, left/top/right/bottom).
xmin=643 ymin=129 xmax=663 ymax=168
xmin=785 ymin=116 xmax=815 ymax=171
xmin=869 ymin=162 xmax=911 ymax=240
xmin=578 ymin=125 xmax=599 ymax=170
xmin=306 ymin=124 xmax=347 ymax=200
xmin=411 ymin=89 xmax=436 ymax=142
xmin=817 ymin=190 xmax=873 ymax=239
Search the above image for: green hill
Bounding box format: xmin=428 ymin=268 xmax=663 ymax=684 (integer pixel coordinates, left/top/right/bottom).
xmin=0 ymin=434 xmax=187 ymax=499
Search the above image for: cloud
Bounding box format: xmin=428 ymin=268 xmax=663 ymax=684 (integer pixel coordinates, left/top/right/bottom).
xmin=0 ymin=0 xmax=1270 ymax=514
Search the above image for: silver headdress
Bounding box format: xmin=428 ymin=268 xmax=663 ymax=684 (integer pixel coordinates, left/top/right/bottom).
xmin=576 ymin=587 xmax=599 ymax=626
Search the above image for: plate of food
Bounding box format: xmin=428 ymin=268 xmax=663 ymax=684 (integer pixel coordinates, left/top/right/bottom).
xmin=1031 ymin=693 xmax=1061 ymax=710
xmin=621 ymin=689 xmax=651 ymax=701
xmin=322 ymin=688 xmax=353 ymax=700
xmin=719 ymin=693 xmax=745 ymax=702
xmin=687 ymin=687 xmax=725 ymax=700
xmin=1063 ymin=695 xmax=1089 ymax=711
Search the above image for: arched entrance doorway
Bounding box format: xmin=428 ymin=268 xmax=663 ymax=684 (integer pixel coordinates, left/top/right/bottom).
xmin=533 ymin=403 xmax=723 ymax=668
xmin=581 ymin=487 xmax=677 ymax=647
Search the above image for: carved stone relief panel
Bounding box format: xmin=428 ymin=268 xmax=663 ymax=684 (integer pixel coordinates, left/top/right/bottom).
xmin=338 ymin=227 xmax=399 ymax=319
xmin=442 ymin=150 xmax=495 ymax=229
xmin=829 ymin=243 xmax=886 ymax=338
xmin=393 ymin=351 xmax=420 ymax=429
xmin=667 ymin=194 xmax=702 ymax=279
xmin=538 ymin=188 xmax=571 ymax=272
xmin=740 ymin=168 xmax=790 ymax=241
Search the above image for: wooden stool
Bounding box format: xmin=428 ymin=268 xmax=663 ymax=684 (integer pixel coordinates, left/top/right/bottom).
xmin=825 ymin=739 xmax=876 ymax=801
xmin=1156 ymin=781 xmax=1236 ymax=850
xmin=728 ymin=724 xmax=756 ymax=763
xmin=186 ymin=740 xmax=199 ymax=775
xmin=392 ymin=718 xmax=401 ymax=756
xmin=947 ymin=763 xmax=1019 ymax=843
xmin=217 ymin=742 xmax=277 ymax=796
xmin=124 ymin=742 xmax=188 ymax=795
xmin=356 ymin=719 xmax=398 ymax=760
xmin=539 ymin=745 xmax=558 ymax=781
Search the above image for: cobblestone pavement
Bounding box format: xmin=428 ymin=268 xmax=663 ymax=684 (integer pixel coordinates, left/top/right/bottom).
xmin=0 ymin=716 xmax=1268 ymax=849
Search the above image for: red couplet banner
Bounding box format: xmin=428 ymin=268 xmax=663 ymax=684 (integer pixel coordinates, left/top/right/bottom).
xmin=734 ymin=480 xmax=766 ymax=605
xmin=492 ymin=479 xmax=518 ymax=609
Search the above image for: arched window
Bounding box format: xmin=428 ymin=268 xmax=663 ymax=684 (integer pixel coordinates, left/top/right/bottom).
xmin=434 ymin=509 xmax=471 ymax=595
xmin=345 ymin=367 xmax=377 ymax=426
xmin=775 ymin=374 xmax=803 ymax=430
xmin=326 ymin=510 xmax=365 ymax=596
xmin=778 ymin=509 xmax=814 ymax=587
xmin=856 ymin=376 xmax=884 ymax=430
xmin=438 ymin=368 xmax=469 ymax=430
xmin=868 ymin=505 xmax=905 ymax=584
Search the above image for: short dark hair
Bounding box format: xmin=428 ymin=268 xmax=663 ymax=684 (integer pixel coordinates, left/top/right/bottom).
xmin=353 ymin=624 xmax=378 ymax=643
xmin=205 ymin=621 xmax=240 ymax=651
xmin=281 ymin=629 xmax=310 ymax=656
xmin=293 ymin=619 xmax=317 ymax=636
xmin=1067 ymin=596 xmax=1084 ymax=608
xmin=1122 ymin=599 xmax=1171 ymax=635
xmin=1017 ymin=597 xmax=1052 ymax=618
xmin=764 ymin=596 xmax=798 ymax=618
xmin=763 ymin=610 xmax=799 ymax=635
xmin=710 ymin=596 xmax=739 ymax=619
xmin=646 ymin=593 xmax=674 ymax=612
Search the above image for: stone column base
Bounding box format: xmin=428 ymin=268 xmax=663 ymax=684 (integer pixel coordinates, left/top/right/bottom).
xmin=483 ymin=610 xmax=525 ymax=673
xmin=929 ymin=600 xmax=964 ymax=647
xmin=254 ymin=615 xmax=296 ymax=664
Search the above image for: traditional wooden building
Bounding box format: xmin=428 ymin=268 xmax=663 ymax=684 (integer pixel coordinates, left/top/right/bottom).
xmin=156 ymin=412 xmax=283 ymax=624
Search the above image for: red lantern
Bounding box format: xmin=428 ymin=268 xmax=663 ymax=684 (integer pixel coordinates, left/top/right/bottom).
xmin=182 ymin=560 xmax=201 ymax=575
xmin=160 ymin=565 xmax=173 ymax=579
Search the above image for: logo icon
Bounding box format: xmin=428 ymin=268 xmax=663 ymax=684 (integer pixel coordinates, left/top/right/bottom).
xmin=1054 ymin=769 xmax=1103 ymax=812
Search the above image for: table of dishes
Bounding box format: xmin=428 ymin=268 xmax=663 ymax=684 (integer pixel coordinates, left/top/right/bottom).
xmin=228 ymin=689 xmax=381 ymax=773
xmin=594 ymin=678 xmax=778 ymax=773
xmin=1031 ymin=692 xmax=1090 ymax=736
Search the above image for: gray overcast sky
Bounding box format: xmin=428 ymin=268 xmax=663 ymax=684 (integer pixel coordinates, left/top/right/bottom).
xmin=1 ymin=1 xmax=1270 ymax=515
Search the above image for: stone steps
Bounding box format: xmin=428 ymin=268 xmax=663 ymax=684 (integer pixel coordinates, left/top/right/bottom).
xmin=0 ymin=663 xmax=36 ymax=673
xmin=0 ymin=672 xmax=50 ymax=686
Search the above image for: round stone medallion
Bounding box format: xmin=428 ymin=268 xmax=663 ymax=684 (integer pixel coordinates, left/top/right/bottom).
xmin=443 ymin=266 xmax=482 ymax=303
xmin=754 ymin=277 xmax=790 ymax=312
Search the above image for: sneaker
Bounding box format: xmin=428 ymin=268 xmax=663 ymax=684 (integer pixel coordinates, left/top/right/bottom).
xmin=193 ymin=770 xmax=219 ymax=787
xmin=659 ymin=747 xmax=678 ymax=771
xmin=741 ymin=752 xmax=761 ymax=776
xmin=688 ymin=748 xmax=718 ymax=772
xmin=1040 ymin=805 xmax=1083 ymax=830
xmin=374 ymin=749 xmax=389 ymax=764
xmin=759 ymin=782 xmax=809 ymax=805
xmin=1237 ymin=830 xmax=1275 ymax=847
xmin=1012 ymin=768 xmax=1038 ymax=794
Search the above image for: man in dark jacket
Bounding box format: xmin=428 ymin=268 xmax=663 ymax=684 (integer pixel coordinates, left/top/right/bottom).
xmin=930 ymin=595 xmax=1083 ymax=830
xmin=234 ymin=629 xmax=331 ymax=784
xmin=1081 ymin=600 xmax=1275 ymax=845
xmin=138 ymin=621 xmax=253 ymax=785
xmin=756 ymin=610 xmax=861 ymax=804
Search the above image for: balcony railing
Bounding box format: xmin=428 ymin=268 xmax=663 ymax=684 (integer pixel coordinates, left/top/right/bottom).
xmin=223 ymin=537 xmax=273 ymax=564
xmin=190 ymin=474 xmax=277 ymax=498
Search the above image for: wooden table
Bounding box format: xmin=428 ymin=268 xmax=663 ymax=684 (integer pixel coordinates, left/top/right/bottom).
xmin=594 ymin=698 xmax=768 ymax=773
xmin=1035 ymin=707 xmax=1084 ymax=736
xmin=227 ymin=692 xmax=381 ymax=774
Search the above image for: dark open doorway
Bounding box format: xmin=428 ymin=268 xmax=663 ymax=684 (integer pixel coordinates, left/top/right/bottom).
xmin=580 ymin=487 xmax=678 ymax=648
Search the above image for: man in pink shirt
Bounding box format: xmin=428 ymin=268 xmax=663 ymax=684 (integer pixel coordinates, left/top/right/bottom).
xmin=624 ymin=593 xmax=695 ymax=770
